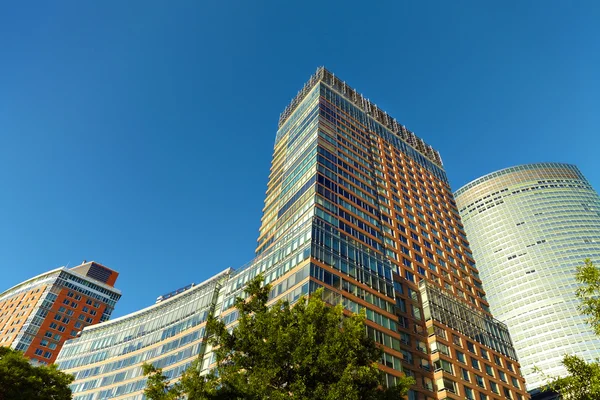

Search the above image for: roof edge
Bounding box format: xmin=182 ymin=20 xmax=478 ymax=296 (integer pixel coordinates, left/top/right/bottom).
xmin=277 ymin=67 xmax=443 ymax=167
xmin=454 ymin=162 xmax=580 ymax=198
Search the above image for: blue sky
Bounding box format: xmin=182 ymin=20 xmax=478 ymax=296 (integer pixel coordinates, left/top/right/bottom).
xmin=0 ymin=1 xmax=598 ymax=318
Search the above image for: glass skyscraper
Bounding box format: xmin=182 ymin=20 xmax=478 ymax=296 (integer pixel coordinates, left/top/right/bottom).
xmin=455 ymin=163 xmax=600 ymax=392
xmin=57 ymin=68 xmax=529 ymax=400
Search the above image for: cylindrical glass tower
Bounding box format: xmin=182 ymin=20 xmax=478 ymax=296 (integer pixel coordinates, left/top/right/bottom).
xmin=455 ymin=163 xmax=600 ymax=391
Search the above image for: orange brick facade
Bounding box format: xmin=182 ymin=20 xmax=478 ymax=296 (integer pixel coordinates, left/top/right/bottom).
xmin=255 ymin=69 xmax=531 ymax=399
xmin=0 ymin=261 xmax=120 ymax=364
xmin=0 ymin=284 xmax=47 ymax=348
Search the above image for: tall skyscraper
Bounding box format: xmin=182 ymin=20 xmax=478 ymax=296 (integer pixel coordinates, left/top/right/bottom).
xmin=57 ymin=68 xmax=529 ymax=400
xmin=0 ymin=261 xmax=120 ymax=364
xmin=455 ymin=163 xmax=600 ymax=392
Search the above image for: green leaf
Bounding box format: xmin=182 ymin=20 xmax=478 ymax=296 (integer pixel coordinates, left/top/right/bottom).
xmin=0 ymin=347 xmax=74 ymax=400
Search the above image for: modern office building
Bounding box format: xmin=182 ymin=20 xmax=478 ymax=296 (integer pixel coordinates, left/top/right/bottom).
xmin=57 ymin=68 xmax=529 ymax=400
xmin=56 ymin=270 xmax=231 ymax=399
xmin=0 ymin=261 xmax=121 ymax=364
xmin=455 ymin=163 xmax=600 ymax=392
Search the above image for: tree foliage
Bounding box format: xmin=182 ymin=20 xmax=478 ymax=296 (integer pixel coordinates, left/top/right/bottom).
xmin=538 ymin=355 xmax=600 ymax=399
xmin=144 ymin=275 xmax=414 ymax=400
xmin=576 ymin=258 xmax=600 ymax=336
xmin=143 ymin=359 xmax=217 ymax=400
xmin=538 ymin=259 xmax=600 ymax=399
xmin=0 ymin=347 xmax=74 ymax=400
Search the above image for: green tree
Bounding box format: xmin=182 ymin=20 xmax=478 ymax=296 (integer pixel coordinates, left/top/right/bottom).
xmin=144 ymin=275 xmax=414 ymax=400
xmin=141 ymin=363 xmax=178 ymax=400
xmin=539 ymin=355 xmax=600 ymax=399
xmin=0 ymin=347 xmax=74 ymax=400
xmin=538 ymin=259 xmax=600 ymax=399
xmin=576 ymin=258 xmax=600 ymax=336
xmin=143 ymin=360 xmax=217 ymax=400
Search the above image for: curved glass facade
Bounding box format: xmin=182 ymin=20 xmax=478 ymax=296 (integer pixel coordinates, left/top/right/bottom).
xmin=455 ymin=163 xmax=600 ymax=390
xmin=55 ymin=270 xmax=230 ymax=400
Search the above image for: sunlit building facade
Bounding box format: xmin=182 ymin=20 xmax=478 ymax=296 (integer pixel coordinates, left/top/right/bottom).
xmin=455 ymin=163 xmax=600 ymax=392
xmin=57 ymin=68 xmax=529 ymax=400
xmin=0 ymin=261 xmax=120 ymax=364
xmin=56 ymin=270 xmax=230 ymax=399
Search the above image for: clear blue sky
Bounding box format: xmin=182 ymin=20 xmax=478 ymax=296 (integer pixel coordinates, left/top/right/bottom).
xmin=1 ymin=1 xmax=598 ymax=318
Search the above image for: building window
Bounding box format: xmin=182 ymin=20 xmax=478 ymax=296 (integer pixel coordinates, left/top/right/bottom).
xmin=480 ymin=348 xmax=489 ymax=360
xmin=432 ymin=341 xmax=449 ymax=355
xmin=499 ymin=370 xmax=507 ymax=383
xmin=452 ymin=334 xmax=462 ymax=347
xmin=461 ymin=368 xmax=470 ymax=382
xmin=441 ymin=378 xmax=457 ymax=394
xmin=34 ymin=349 xmax=43 ymax=356
xmin=475 ymin=374 xmax=485 ymax=388
xmin=494 ymin=354 xmax=502 ymax=367
xmin=435 ymin=359 xmax=454 ymax=375
xmin=490 ymin=381 xmax=499 ymax=394
xmin=467 ymin=341 xmax=476 ymax=353
xmin=464 ymin=387 xmax=475 ymax=400
xmin=433 ymin=326 xmax=447 ymax=339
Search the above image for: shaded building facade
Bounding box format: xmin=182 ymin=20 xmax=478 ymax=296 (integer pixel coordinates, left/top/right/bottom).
xmin=57 ymin=68 xmax=529 ymax=400
xmin=455 ymin=163 xmax=600 ymax=392
xmin=0 ymin=261 xmax=120 ymax=364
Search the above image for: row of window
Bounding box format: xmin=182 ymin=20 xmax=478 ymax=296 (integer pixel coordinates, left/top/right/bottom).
xmin=33 ymin=348 xmax=52 ymax=359
xmin=439 ymin=377 xmax=524 ymax=400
